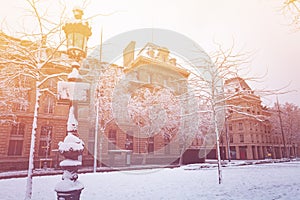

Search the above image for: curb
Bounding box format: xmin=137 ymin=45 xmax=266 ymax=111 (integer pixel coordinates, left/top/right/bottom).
xmin=0 ymin=164 xmax=179 ymax=180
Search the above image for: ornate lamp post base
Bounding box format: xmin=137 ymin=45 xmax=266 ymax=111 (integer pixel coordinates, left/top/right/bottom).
xmin=55 ymin=133 xmax=85 ymax=200
xmin=56 ymin=189 xmax=83 ymax=200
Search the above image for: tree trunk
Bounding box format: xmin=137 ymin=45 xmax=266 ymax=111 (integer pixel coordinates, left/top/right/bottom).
xmin=213 ymin=108 xmax=222 ymax=184
xmin=93 ymin=100 xmax=99 ymax=173
xmin=142 ymin=139 xmax=148 ymax=165
xmin=178 ymin=144 xmax=186 ymax=166
xmin=24 ymin=85 xmax=41 ymax=200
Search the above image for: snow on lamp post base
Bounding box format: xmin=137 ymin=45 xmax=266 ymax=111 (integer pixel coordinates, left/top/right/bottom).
xmin=55 ymin=158 xmax=84 ymax=200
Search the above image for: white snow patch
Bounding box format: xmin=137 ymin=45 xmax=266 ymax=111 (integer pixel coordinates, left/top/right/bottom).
xmin=55 ymin=179 xmax=83 ymax=192
xmin=59 ymin=159 xmax=82 ymax=167
xmin=0 ymin=161 xmax=300 ymax=200
xmin=58 ymin=133 xmax=84 ymax=152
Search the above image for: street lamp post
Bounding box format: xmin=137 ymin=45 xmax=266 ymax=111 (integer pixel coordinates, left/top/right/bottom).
xmin=55 ymin=7 xmax=92 ymax=200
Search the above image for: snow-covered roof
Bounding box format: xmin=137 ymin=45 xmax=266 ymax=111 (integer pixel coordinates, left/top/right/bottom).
xmin=124 ymin=42 xmax=190 ymax=78
xmin=225 ymin=77 xmax=251 ymax=91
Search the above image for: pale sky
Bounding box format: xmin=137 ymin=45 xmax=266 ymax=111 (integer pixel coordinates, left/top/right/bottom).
xmin=1 ymin=0 xmax=299 ymax=106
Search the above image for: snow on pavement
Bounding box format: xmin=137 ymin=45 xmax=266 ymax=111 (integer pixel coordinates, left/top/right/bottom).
xmin=0 ymin=161 xmax=300 ymax=200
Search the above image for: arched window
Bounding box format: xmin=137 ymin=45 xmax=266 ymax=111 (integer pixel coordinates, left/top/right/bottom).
xmin=108 ymin=129 xmax=116 ymax=150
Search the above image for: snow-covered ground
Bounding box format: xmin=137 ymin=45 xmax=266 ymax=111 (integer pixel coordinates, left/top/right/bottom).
xmin=1 ymin=161 xmax=300 ymax=200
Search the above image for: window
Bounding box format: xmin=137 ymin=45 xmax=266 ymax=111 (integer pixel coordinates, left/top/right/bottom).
xmin=220 ymin=136 xmax=224 ymax=144
xmin=197 ymin=137 xmax=203 ymax=146
xmin=164 ymin=136 xmax=170 ymax=155
xmin=8 ymin=122 xmax=25 ymax=156
xmin=230 ymin=135 xmax=233 ymax=143
xmin=12 ymin=102 xmax=27 ymax=112
xmin=250 ymin=122 xmax=253 ymax=131
xmin=229 ymin=124 xmax=233 ymax=131
xmin=39 ymin=125 xmax=52 ymax=157
xmin=125 ymin=131 xmax=133 ymax=150
xmin=8 ymin=140 xmax=23 ymax=156
xmin=48 ymin=79 xmax=56 ymax=89
xmin=108 ymin=129 xmax=116 ymax=139
xmin=147 ymin=137 xmax=154 ymax=154
xmin=11 ymin=123 xmax=25 ymax=136
xmin=44 ymin=94 xmax=54 ymax=114
xmin=108 ymin=129 xmax=116 ymax=150
xmin=40 ymin=125 xmax=52 ymax=137
xmin=238 ymin=123 xmax=243 ymax=131
xmin=12 ymin=88 xmax=29 ymax=112
xmin=38 ymin=140 xmax=51 ymax=157
xmin=240 ymin=134 xmax=244 ymax=143
xmin=260 ymin=123 xmax=263 ymax=133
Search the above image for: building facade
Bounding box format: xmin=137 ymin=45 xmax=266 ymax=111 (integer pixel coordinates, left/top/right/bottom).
xmin=0 ymin=33 xmax=297 ymax=171
xmin=91 ymin=42 xmax=196 ymax=166
xmin=212 ymin=77 xmax=296 ymax=160
xmin=0 ymin=32 xmax=69 ymax=171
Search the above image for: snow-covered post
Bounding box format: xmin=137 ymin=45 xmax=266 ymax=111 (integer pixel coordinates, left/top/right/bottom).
xmin=55 ymin=62 xmax=89 ymax=200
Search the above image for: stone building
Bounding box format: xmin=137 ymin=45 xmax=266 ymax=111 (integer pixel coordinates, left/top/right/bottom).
xmin=214 ymin=77 xmax=295 ymax=160
xmin=93 ymin=42 xmax=196 ymax=166
xmin=0 ymin=32 xmax=96 ymax=171
xmin=0 ymin=32 xmax=69 ymax=171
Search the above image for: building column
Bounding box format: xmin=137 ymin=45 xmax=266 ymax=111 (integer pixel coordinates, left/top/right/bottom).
xmin=252 ymin=146 xmax=258 ymax=160
xmin=235 ymin=146 xmax=240 ymax=160
xmin=247 ymin=145 xmax=253 ymax=160
xmin=277 ymin=146 xmax=282 ymax=158
xmin=262 ymin=146 xmax=266 ymax=158
xmin=257 ymin=146 xmax=262 ymax=159
xmin=271 ymin=146 xmax=276 ymax=159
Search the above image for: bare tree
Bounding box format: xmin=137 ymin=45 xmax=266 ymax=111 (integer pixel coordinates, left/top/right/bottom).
xmin=93 ymin=61 xmax=123 ymax=169
xmin=269 ymin=101 xmax=300 ymax=158
xmin=281 ymin=0 xmax=300 ymax=29
xmin=0 ymin=48 xmax=30 ymax=124
xmin=0 ymin=1 xmax=72 ymax=199
xmin=127 ymin=85 xmax=181 ymax=163
xmin=187 ymin=42 xmax=277 ymax=184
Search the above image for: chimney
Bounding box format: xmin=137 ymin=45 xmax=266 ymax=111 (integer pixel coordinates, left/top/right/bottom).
xmin=123 ymin=41 xmax=136 ymax=67
xmin=157 ymin=47 xmax=169 ymax=62
xmin=147 ymin=47 xmax=155 ymax=58
xmin=169 ymin=58 xmax=176 ymax=65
